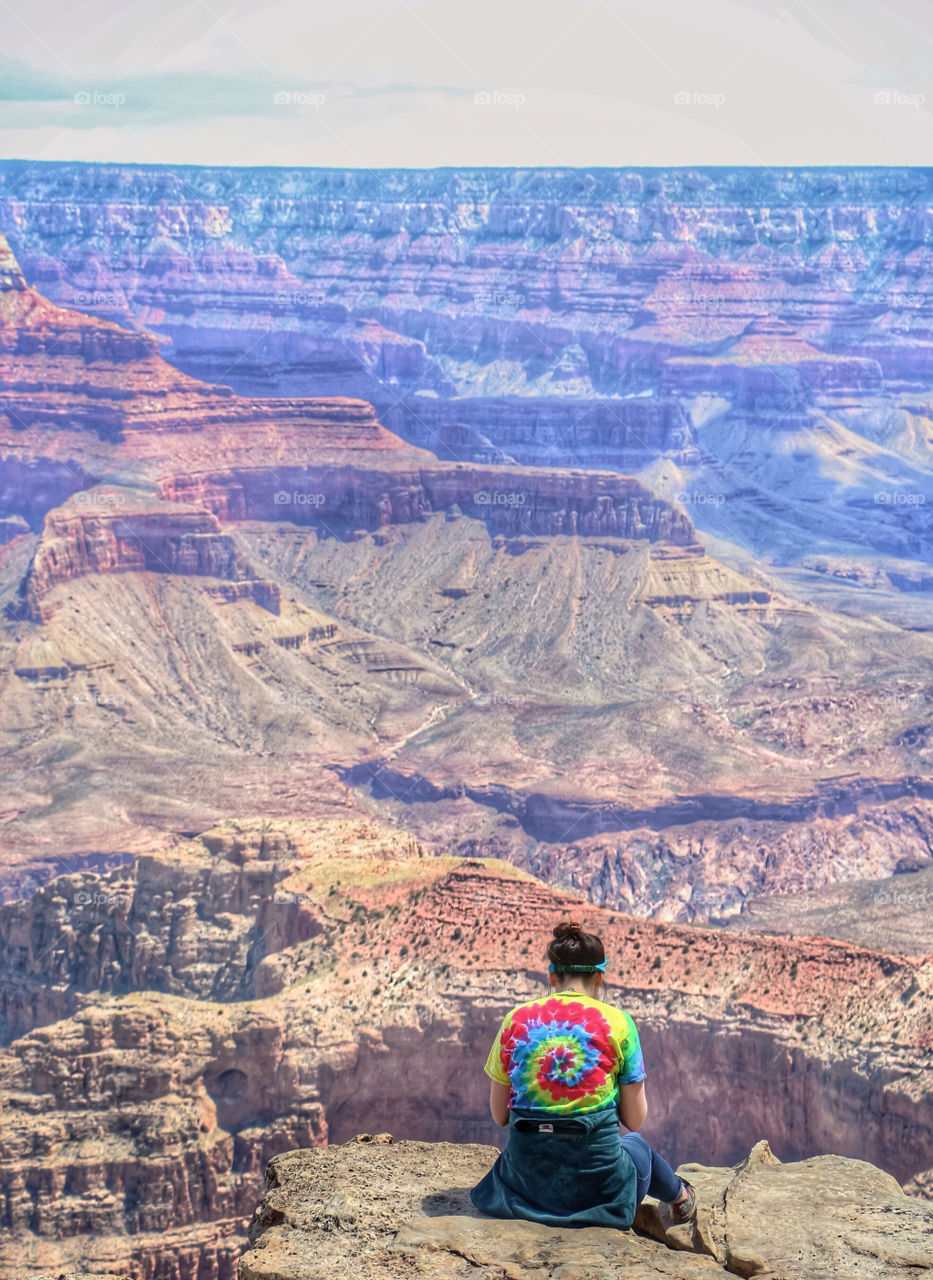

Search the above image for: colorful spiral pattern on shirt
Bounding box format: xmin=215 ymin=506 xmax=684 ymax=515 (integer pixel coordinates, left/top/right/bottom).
xmin=500 ymin=996 xmax=614 ymax=1106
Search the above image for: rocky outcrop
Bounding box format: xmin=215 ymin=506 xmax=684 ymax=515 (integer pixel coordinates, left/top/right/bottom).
xmin=237 ymin=1134 xmax=933 ymax=1280
xmin=0 ymin=230 xmax=26 ymax=291
xmin=637 ymin=1138 xmax=933 ymax=1278
xmin=18 ymin=488 xmax=280 ymax=622
xmin=0 ymin=818 xmax=930 ymax=1279
xmin=238 ymin=1136 xmax=721 ymax=1280
xmin=159 ymin=462 xmax=696 ymax=544
xmin=0 ymin=828 xmax=315 ymax=1041
xmin=660 ymin=317 xmax=884 ymax=403
xmin=378 ymin=394 xmax=698 ymax=469
xmin=26 ymin=1275 xmax=129 ymax=1280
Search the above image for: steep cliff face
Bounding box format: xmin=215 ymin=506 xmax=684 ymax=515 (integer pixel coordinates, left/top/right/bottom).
xmin=19 ymin=490 xmax=282 ymax=622
xmin=0 ymin=818 xmax=930 ymax=1280
xmin=0 ymin=229 xmax=431 ymax=538
xmin=378 ymin=394 xmax=698 ymax=469
xmin=0 ymin=248 xmax=231 ymax=443
xmin=159 ymin=462 xmax=695 ymax=544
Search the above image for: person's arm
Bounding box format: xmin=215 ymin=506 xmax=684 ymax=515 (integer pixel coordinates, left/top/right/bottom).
xmin=483 ymin=1012 xmax=513 ymax=1126
xmin=489 ymin=1079 xmax=511 ymax=1126
xmin=617 ymin=1079 xmax=647 ymax=1132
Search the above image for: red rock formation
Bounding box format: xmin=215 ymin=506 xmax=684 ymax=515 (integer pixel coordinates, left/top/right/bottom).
xmin=6 ymin=165 xmax=931 ymax=624
xmin=0 ymin=232 xmax=693 ymax=560
xmin=19 ymin=488 xmax=280 ymax=622
xmin=0 ymin=232 xmax=931 ymax=936
xmin=159 ymin=462 xmax=695 ymax=544
xmin=661 ymin=317 xmax=884 ymax=403
xmin=0 ymin=818 xmax=929 ymax=1280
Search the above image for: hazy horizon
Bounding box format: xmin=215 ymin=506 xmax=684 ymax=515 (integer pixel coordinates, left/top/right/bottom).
xmin=1 ymin=0 xmax=931 ymax=168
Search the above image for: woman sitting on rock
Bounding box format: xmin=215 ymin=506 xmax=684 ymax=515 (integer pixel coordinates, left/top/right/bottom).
xmin=470 ymin=919 xmax=696 ymax=1230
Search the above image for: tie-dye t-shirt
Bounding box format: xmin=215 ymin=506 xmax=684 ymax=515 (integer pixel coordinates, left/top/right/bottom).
xmin=483 ymin=991 xmax=646 ymax=1115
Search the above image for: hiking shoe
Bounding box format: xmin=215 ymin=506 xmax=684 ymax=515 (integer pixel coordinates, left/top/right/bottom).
xmin=669 ymin=1180 xmax=697 ymax=1224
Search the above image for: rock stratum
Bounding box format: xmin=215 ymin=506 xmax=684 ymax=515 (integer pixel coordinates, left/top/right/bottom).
xmin=0 ymin=816 xmax=931 ymax=1280
xmin=238 ymin=1134 xmax=933 ymax=1280
xmin=0 ymin=235 xmax=932 ymax=915
xmin=1 ymin=162 xmax=931 ymax=628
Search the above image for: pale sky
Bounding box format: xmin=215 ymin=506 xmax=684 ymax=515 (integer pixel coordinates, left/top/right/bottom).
xmin=0 ymin=0 xmax=931 ymax=167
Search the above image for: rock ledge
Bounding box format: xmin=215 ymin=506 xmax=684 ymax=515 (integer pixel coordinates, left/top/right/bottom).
xmin=238 ymin=1134 xmax=933 ymax=1279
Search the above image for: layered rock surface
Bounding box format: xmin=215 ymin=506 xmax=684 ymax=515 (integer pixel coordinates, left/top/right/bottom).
xmin=19 ymin=488 xmax=281 ymax=623
xmin=3 ymin=163 xmax=932 ymax=622
xmin=238 ymin=1135 xmax=933 ymax=1280
xmin=0 ymin=817 xmax=930 ymax=1279
xmin=5 ymin=242 xmax=928 ymax=909
xmin=1 ymin=237 xmax=738 ymax=886
xmin=8 ymin=165 xmax=933 ymax=391
xmin=1 ymin=163 xmax=932 ymax=1280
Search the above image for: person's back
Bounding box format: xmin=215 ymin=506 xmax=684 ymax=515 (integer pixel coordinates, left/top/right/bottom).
xmin=470 ymin=919 xmax=696 ymax=1230
xmin=484 ymin=987 xmax=644 ymax=1113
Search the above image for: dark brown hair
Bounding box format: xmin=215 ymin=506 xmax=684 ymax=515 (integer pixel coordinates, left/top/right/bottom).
xmin=547 ymin=919 xmax=605 ymax=975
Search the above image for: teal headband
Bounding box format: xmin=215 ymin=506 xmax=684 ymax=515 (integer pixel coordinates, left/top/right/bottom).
xmin=547 ymin=958 xmax=608 ymax=973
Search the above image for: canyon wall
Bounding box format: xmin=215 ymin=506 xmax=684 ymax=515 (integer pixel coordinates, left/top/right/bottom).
xmin=377 ymin=394 xmax=698 ymax=469
xmin=1 ymin=163 xmax=930 ymax=621
xmin=1 ymin=237 xmax=931 ymax=919
xmin=19 ymin=493 xmax=281 ymax=623
xmin=0 ymin=170 xmax=931 ymax=1280
xmin=159 ymin=462 xmax=696 ymax=542
xmin=0 ymin=819 xmax=930 ymax=1280
xmin=5 ymin=165 xmax=933 ymax=372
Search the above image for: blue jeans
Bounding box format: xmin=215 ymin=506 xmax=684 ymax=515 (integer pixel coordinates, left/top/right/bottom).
xmin=619 ymin=1131 xmax=684 ymax=1205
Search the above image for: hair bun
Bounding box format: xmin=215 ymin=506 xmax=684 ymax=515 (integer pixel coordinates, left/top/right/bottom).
xmin=553 ymin=919 xmax=584 ymax=941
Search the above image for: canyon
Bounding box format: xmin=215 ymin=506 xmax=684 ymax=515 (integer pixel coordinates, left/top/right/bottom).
xmin=0 ymin=168 xmax=931 ymax=1280
xmin=3 ymin=229 xmax=931 ymax=915
xmin=1 ymin=816 xmax=931 ymax=1280
xmin=1 ymin=162 xmax=931 ymax=627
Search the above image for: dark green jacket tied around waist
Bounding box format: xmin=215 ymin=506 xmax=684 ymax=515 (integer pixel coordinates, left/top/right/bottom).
xmin=469 ymin=1105 xmax=638 ymax=1229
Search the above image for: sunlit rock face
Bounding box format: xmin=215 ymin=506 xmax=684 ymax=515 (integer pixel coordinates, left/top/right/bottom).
xmin=0 ymin=818 xmax=930 ymax=1280
xmin=0 ymin=190 xmax=931 ymax=1280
